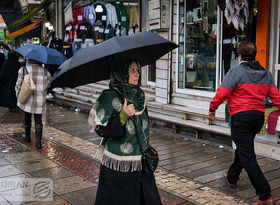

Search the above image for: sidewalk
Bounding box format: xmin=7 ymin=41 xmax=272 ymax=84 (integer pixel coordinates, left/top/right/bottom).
xmin=0 ymin=104 xmax=279 ymax=204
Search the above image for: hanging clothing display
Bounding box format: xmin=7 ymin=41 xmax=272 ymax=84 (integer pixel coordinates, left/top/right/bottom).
xmin=64 ymin=2 xmax=74 ymax=25
xmin=72 ymin=4 xmax=84 ymax=24
xmin=225 ymin=0 xmax=249 ymax=31
xmin=63 ymin=1 xmax=139 ymax=58
xmin=82 ymin=5 xmax=96 ymax=26
xmin=115 ymin=2 xmax=128 ymax=28
xmin=126 ymin=5 xmax=139 ymax=28
xmin=105 ymin=3 xmax=118 ymax=27
xmin=93 ymin=2 xmax=108 ymax=27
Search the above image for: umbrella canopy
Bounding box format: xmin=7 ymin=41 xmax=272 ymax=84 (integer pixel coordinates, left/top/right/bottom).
xmin=49 ymin=31 xmax=178 ymax=88
xmin=16 ymin=44 xmax=66 ymax=65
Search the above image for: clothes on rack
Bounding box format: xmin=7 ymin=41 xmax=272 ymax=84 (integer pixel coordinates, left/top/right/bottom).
xmin=72 ymin=4 xmax=83 ymax=24
xmin=126 ymin=5 xmax=139 ymax=28
xmin=82 ymin=5 xmax=96 ymax=26
xmin=115 ymin=2 xmax=128 ymax=28
xmin=63 ymin=1 xmax=139 ymax=55
xmin=64 ymin=2 xmax=74 ymax=25
xmin=105 ymin=3 xmax=118 ymax=27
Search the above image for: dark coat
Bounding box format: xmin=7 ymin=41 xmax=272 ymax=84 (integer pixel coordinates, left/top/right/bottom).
xmin=0 ymin=52 xmax=21 ymax=108
xmin=0 ymin=53 xmax=5 ymax=73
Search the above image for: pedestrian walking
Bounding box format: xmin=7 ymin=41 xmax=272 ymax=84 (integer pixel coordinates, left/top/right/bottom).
xmin=0 ymin=52 xmax=21 ymax=112
xmin=89 ymin=58 xmax=162 ymax=205
xmin=15 ymin=59 xmax=51 ymax=149
xmin=208 ymin=42 xmax=280 ymax=205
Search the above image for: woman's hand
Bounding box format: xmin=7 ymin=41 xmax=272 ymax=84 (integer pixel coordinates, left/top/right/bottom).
xmin=123 ymin=98 xmax=136 ymax=116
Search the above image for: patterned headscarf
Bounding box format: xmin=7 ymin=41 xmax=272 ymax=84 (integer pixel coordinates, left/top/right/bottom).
xmin=109 ymin=58 xmax=145 ymax=113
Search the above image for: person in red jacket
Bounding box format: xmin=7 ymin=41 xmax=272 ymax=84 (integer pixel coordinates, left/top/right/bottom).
xmin=209 ymin=42 xmax=280 ymax=205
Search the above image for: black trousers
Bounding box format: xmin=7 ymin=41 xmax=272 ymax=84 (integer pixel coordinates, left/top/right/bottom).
xmin=24 ymin=112 xmax=42 ymax=128
xmin=228 ymin=111 xmax=271 ymax=200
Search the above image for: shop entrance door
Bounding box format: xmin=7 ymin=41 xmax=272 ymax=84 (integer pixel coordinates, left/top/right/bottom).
xmin=219 ymin=0 xmax=259 ymax=85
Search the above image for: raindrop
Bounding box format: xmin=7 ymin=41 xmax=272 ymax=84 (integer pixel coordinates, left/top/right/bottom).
xmin=219 ymin=145 xmax=224 ymax=149
xmin=202 ymin=143 xmax=206 ymax=146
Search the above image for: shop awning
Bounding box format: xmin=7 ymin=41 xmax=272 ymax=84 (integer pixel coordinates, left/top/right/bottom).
xmin=6 ymin=20 xmax=42 ymax=39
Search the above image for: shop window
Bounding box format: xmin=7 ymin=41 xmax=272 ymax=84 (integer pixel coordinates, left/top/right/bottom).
xmin=178 ymin=0 xmax=217 ymax=91
xmin=148 ymin=62 xmax=156 ymax=83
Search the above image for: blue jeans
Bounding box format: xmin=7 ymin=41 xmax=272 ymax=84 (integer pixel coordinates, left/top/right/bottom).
xmin=72 ymin=40 xmax=82 ymax=55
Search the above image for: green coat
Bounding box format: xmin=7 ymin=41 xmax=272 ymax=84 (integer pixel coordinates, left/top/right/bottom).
xmin=93 ymin=89 xmax=149 ymax=172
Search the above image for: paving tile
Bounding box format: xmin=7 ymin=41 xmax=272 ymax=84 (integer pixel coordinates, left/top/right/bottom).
xmin=1 ymin=184 xmax=54 ymax=205
xmin=0 ymin=158 xmax=10 ymax=167
xmin=53 ymin=175 xmax=94 ymax=195
xmin=29 ymin=167 xmax=76 ymax=181
xmin=27 ymin=195 xmax=71 ymax=205
xmin=60 ymin=186 xmax=97 ymax=205
xmin=4 ymin=151 xmax=44 ymax=164
xmin=0 ymin=195 xmax=9 ymax=205
xmin=0 ymin=165 xmax=23 ymax=178
xmin=1 ymin=111 xmax=24 ymax=124
xmin=159 ymin=189 xmax=193 ymax=205
xmin=0 ymin=144 xmax=30 ymax=155
xmin=0 ymin=173 xmax=33 ymax=192
xmin=0 ymin=135 xmax=20 ymax=151
xmin=193 ymin=169 xmax=227 ymax=184
xmin=16 ymin=159 xmax=59 ymax=173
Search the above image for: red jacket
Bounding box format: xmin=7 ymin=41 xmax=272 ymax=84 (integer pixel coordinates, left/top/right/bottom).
xmin=210 ymin=61 xmax=280 ymax=116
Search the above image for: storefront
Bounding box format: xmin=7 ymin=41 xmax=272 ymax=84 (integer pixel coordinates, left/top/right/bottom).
xmin=176 ymin=0 xmax=260 ymax=95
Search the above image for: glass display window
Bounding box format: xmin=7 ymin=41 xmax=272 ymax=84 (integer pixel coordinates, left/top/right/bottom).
xmin=178 ymin=0 xmax=217 ymax=91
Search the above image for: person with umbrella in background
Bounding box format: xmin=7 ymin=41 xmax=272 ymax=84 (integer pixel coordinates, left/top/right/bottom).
xmin=0 ymin=52 xmax=21 ymax=112
xmin=15 ymin=44 xmax=66 ymax=149
xmin=89 ymin=58 xmax=162 ymax=205
xmin=15 ymin=59 xmax=51 ymax=149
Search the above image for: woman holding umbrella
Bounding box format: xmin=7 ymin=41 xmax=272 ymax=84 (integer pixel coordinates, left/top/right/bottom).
xmin=15 ymin=59 xmax=51 ymax=149
xmin=15 ymin=44 xmax=65 ymax=149
xmin=89 ymin=58 xmax=162 ymax=205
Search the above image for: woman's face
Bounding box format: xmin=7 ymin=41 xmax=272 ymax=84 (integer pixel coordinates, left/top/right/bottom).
xmin=128 ymin=62 xmax=140 ymax=85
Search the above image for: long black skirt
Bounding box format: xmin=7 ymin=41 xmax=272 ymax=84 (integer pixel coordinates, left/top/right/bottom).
xmin=94 ymin=165 xmax=162 ymax=205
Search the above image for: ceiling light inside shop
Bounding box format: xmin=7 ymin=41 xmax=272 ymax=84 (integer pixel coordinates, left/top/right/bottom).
xmin=95 ymin=5 xmax=103 ymax=13
xmin=45 ymin=22 xmax=50 ymax=27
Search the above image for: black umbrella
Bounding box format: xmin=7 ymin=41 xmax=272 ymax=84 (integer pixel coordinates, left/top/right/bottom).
xmin=48 ymin=31 xmax=178 ymax=88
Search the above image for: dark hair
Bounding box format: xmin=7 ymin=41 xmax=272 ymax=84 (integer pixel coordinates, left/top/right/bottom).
xmin=238 ymin=42 xmax=257 ymax=61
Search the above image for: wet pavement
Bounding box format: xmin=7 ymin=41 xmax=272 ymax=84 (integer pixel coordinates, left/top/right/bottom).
xmin=0 ymin=104 xmax=280 ymax=204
